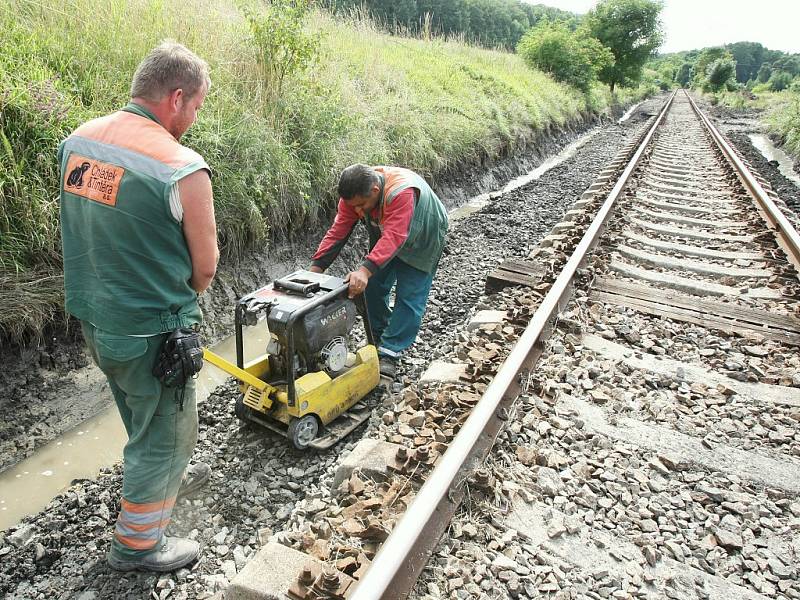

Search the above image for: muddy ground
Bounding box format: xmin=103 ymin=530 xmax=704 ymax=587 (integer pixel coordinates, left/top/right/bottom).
xmin=0 ymin=107 xmax=610 ymax=475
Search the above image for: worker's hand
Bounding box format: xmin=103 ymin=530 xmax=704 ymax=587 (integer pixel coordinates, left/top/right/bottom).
xmin=345 ymin=266 xmax=371 ymax=298
xmin=308 ymin=265 xmax=324 ymax=274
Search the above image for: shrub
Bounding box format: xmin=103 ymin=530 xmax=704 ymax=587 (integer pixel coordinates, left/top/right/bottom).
xmin=705 ymin=58 xmax=737 ymax=92
xmin=767 ymin=92 xmax=800 ymax=159
xmin=768 ymin=71 xmax=794 ymax=92
xmin=517 ymin=21 xmax=613 ymax=93
xmin=241 ymin=0 xmax=320 ymax=106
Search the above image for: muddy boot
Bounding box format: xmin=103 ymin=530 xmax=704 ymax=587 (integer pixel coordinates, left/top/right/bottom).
xmin=107 ymin=536 xmax=200 ymax=572
xmin=177 ymin=461 xmax=211 ymax=499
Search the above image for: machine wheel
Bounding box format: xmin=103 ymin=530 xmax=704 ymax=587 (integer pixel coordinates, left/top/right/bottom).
xmin=234 ymin=395 xmax=249 ymax=422
xmin=287 ymin=415 xmax=319 ymax=450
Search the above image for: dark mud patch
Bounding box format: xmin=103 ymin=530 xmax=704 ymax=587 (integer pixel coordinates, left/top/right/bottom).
xmin=0 ymin=326 xmax=106 ymax=472
xmin=728 ymin=131 xmax=800 ymax=215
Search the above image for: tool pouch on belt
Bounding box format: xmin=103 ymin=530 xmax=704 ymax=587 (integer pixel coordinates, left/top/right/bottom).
xmin=152 ymin=327 xmax=204 ymax=390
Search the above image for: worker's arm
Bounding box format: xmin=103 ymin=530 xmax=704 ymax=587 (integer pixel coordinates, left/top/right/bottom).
xmin=343 ymin=189 xmax=415 ymax=298
xmin=310 ymin=199 xmax=359 ymax=271
xmin=180 ymin=169 xmax=218 ymax=293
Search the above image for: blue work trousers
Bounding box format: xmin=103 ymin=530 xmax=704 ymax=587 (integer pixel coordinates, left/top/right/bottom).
xmin=364 ymin=257 xmax=435 ymax=357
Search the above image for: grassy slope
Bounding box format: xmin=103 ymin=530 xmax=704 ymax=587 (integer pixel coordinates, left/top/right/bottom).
xmin=0 ymin=0 xmax=634 ymax=340
xmin=716 ymin=89 xmax=800 ymax=161
xmin=766 ymin=93 xmax=800 ymax=160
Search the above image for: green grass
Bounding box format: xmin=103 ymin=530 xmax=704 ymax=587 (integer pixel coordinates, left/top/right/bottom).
xmin=714 ymin=89 xmax=779 ymax=112
xmin=765 ymin=92 xmax=800 ymax=161
xmin=1 ymin=0 xmax=639 ymax=341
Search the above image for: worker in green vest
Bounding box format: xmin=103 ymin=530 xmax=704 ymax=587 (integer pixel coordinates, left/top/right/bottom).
xmin=59 ymin=41 xmax=218 ymax=572
xmin=310 ymin=164 xmax=449 ymax=379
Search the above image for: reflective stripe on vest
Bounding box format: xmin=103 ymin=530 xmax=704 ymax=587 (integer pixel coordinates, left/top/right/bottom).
xmin=59 ymin=104 xmax=208 ymax=335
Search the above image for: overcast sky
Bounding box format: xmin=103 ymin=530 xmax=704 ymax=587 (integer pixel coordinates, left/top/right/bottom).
xmin=533 ymin=0 xmax=800 ymax=54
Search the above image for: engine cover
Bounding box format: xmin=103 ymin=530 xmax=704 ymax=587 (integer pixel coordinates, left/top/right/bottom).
xmin=292 ymin=297 xmax=356 ymax=355
xmin=247 ymin=270 xmax=357 ymax=356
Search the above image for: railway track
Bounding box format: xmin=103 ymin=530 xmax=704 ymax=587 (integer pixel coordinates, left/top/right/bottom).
xmin=228 ymin=91 xmax=800 ymax=600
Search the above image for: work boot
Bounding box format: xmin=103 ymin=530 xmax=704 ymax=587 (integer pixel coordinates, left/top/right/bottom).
xmin=379 ymin=355 xmax=397 ymax=379
xmin=107 ymin=536 xmax=200 ymax=572
xmin=177 ymin=461 xmax=211 ymax=498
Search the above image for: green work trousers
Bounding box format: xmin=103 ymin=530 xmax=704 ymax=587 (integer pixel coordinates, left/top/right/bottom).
xmin=81 ymin=321 xmax=198 ymax=558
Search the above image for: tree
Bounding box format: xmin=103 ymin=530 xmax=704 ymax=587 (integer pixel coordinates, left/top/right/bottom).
xmin=521 ymin=3 xmax=580 ymax=31
xmin=676 ymin=62 xmax=692 ymax=87
xmin=691 ymin=47 xmax=731 ymax=88
xmin=517 ymin=20 xmax=614 ymax=93
xmin=642 ymin=43 xmax=798 ymax=92
xmin=585 ymin=0 xmax=664 ymax=91
xmin=705 ymin=58 xmax=737 ymax=92
xmin=322 ymin=0 xmax=576 ymax=50
xmin=417 ymin=0 xmax=471 ymax=36
xmin=726 ymin=41 xmax=766 ymax=83
xmin=757 ymin=62 xmax=772 ymax=84
xmin=769 ymin=71 xmax=794 ymax=91
xmin=773 ymin=55 xmax=800 ymax=77
xmin=690 ymin=47 xmax=739 ymax=92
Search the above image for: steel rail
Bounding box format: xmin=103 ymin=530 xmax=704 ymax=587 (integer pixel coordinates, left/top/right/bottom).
xmin=684 ymin=90 xmax=800 ymax=277
xmin=348 ymin=90 xmax=678 ymax=600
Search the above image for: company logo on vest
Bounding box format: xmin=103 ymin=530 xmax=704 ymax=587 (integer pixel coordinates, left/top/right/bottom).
xmin=64 ymin=154 xmax=125 ymax=206
xmin=67 ymin=162 xmax=90 ymax=188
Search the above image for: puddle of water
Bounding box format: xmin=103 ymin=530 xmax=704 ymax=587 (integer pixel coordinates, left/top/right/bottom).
xmin=618 ymin=100 xmax=644 ymax=124
xmin=749 ymin=133 xmax=800 ymax=188
xmin=0 ymin=407 xmax=127 ymax=530
xmin=0 ymin=331 xmax=266 ymax=531
xmin=449 ymin=128 xmax=601 ymax=221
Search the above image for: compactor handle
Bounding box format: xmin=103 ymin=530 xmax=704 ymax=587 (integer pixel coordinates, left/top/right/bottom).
xmin=274 ymin=277 xmax=321 ymax=295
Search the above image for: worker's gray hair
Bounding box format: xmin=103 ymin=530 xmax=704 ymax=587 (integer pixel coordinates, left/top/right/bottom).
xmin=130 ymin=40 xmax=211 ymax=102
xmin=338 ymin=164 xmax=380 ymax=199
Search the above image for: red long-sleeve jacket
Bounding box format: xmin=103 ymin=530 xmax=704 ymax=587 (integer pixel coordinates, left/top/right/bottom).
xmin=311 ymin=188 xmax=417 ymax=274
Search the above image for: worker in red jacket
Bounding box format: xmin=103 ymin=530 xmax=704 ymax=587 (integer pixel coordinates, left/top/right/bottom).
xmin=311 ymin=164 xmax=448 ymax=379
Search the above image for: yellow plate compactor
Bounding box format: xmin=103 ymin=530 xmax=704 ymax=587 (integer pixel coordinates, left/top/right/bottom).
xmin=203 ymin=270 xmax=380 ymax=450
